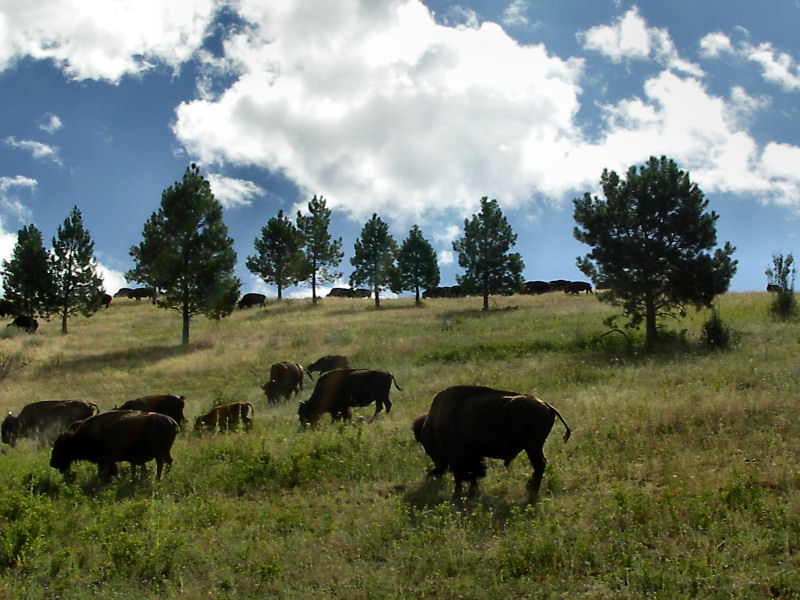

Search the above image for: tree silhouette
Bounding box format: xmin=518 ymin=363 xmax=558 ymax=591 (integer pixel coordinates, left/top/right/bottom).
xmin=2 ymin=224 xmax=54 ymax=320
xmin=350 ymin=213 xmax=397 ymax=308
xmin=50 ymin=206 xmax=105 ymax=334
xmin=246 ymin=210 xmax=306 ymax=300
xmin=129 ymin=164 xmax=240 ymax=344
xmin=296 ymin=195 xmax=343 ymax=305
xmin=574 ymin=155 xmax=737 ymax=346
xmin=394 ymin=225 xmax=440 ymax=304
xmin=453 ymin=197 xmax=524 ymax=311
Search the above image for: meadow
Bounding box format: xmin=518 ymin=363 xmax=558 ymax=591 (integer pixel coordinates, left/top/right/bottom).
xmin=0 ymin=291 xmax=798 ymax=599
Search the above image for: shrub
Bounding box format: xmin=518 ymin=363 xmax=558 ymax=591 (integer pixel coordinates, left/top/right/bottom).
xmin=701 ymin=309 xmax=732 ymax=350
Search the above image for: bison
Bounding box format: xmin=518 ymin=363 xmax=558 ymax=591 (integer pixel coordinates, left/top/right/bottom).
xmin=238 ymin=292 xmax=266 ymax=309
xmin=298 ymin=368 xmax=402 ymax=425
xmin=523 ymin=281 xmax=551 ymax=294
xmin=194 ymin=402 xmax=254 ymax=433
xmin=118 ymin=394 xmax=186 ymax=426
xmin=564 ymin=281 xmax=592 ymax=295
xmin=129 ymin=287 xmax=156 ymax=303
xmin=2 ymin=400 xmax=99 ymax=446
xmin=306 ymin=354 xmax=350 ymax=378
xmin=7 ymin=315 xmax=38 ymax=333
xmin=50 ymin=410 xmax=178 ymax=482
xmin=261 ymin=361 xmax=307 ymax=404
xmin=413 ymin=385 xmax=570 ymax=502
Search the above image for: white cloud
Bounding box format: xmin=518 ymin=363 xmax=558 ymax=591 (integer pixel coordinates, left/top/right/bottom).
xmin=0 ymin=0 xmax=218 ymax=82
xmin=0 ymin=175 xmax=36 ymax=222
xmin=699 ymin=32 xmax=734 ymax=58
xmin=438 ymin=250 xmax=455 ymax=266
xmin=174 ymin=0 xmax=585 ymax=226
xmin=746 ymin=42 xmax=800 ymax=91
xmin=578 ymin=6 xmax=703 ymax=76
xmin=502 ymin=0 xmax=529 ymax=27
xmin=5 ymin=136 xmax=62 ymax=165
xmin=206 ymin=173 xmax=265 ymax=209
xmin=95 ymin=262 xmax=127 ymax=296
xmin=38 ymin=113 xmax=63 ymax=135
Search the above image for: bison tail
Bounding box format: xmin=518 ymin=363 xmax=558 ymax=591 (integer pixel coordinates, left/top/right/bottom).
xmin=391 ymin=374 xmax=402 ymax=391
xmin=548 ymin=403 xmax=571 ymax=443
xmin=88 ymin=402 xmax=100 ymax=415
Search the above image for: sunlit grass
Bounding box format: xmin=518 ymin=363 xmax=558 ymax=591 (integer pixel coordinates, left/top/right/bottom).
xmin=0 ymin=292 xmax=798 ymax=598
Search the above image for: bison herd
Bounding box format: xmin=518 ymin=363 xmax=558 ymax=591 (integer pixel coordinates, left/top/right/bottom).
xmin=2 ymin=354 xmax=571 ymax=502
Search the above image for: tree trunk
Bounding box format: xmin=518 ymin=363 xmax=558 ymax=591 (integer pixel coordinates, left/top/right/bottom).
xmin=645 ymin=291 xmax=658 ymax=347
xmin=311 ymin=271 xmax=318 ymax=305
xmin=182 ymin=307 xmax=190 ymax=345
xmin=61 ymin=309 xmax=68 ymax=335
xmin=415 ymin=285 xmax=420 ymax=305
xmin=374 ymin=283 xmax=380 ymax=309
xmin=483 ymin=292 xmax=489 ymax=312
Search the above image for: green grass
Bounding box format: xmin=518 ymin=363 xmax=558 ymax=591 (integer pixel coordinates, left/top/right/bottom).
xmin=0 ymin=292 xmax=798 ymax=598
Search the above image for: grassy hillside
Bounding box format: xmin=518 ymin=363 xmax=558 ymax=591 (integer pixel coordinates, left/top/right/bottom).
xmin=0 ymin=292 xmax=798 ymax=599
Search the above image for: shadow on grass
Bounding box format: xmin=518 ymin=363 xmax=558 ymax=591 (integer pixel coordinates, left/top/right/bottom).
xmin=35 ymin=344 xmax=190 ymax=378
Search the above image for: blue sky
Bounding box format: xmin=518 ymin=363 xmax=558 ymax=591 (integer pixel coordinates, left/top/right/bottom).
xmin=1 ymin=0 xmax=799 ymax=297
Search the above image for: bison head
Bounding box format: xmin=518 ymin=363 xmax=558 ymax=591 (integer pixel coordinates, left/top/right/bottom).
xmin=297 ymin=400 xmax=315 ymax=425
xmin=1 ymin=413 xmax=18 ymax=445
xmin=49 ymin=433 xmax=74 ymax=473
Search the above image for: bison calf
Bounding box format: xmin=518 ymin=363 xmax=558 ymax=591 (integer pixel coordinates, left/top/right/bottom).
xmin=50 ymin=410 xmax=178 ymax=482
xmin=413 ymin=385 xmax=570 ymax=502
xmin=194 ymin=402 xmax=254 ymax=433
xmin=261 ymin=362 xmax=306 ymax=404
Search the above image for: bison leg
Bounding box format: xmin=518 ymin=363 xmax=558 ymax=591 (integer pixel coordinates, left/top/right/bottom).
xmin=525 ymin=447 xmax=547 ymax=502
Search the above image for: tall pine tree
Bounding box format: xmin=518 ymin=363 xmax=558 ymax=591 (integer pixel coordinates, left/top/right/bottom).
xmin=51 ymin=206 xmax=105 ymax=334
xmin=129 ymin=164 xmax=240 ymax=345
xmin=246 ymin=210 xmax=307 ymax=300
xmin=453 ymin=197 xmax=524 ymax=311
xmin=2 ymin=224 xmax=54 ymax=320
xmin=296 ymin=195 xmax=343 ymax=305
xmin=350 ymin=213 xmax=397 ymax=308
xmin=394 ymin=225 xmax=439 ymax=304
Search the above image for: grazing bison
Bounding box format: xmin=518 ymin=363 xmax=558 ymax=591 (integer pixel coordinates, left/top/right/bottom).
xmin=413 ymin=385 xmax=571 ymax=502
xmin=7 ymin=315 xmax=38 ymax=333
xmin=261 ymin=361 xmax=306 ymax=404
xmin=194 ymin=402 xmax=254 ymax=433
xmin=306 ymin=354 xmax=350 ymax=378
xmin=548 ymin=279 xmax=571 ymax=292
xmin=238 ymin=293 xmax=266 ymax=309
xmin=298 ymin=368 xmax=402 ymax=425
xmin=524 ymin=281 xmax=551 ymax=294
xmin=118 ymin=394 xmax=186 ymax=426
xmin=50 ymin=410 xmax=178 ymax=482
xmin=2 ymin=400 xmax=99 ymax=446
xmin=129 ymin=287 xmax=156 ymax=303
xmin=114 ymin=287 xmax=134 ymax=298
xmin=327 ymin=287 xmax=372 ymax=298
xmin=101 ymin=293 xmax=112 ymax=308
xmin=565 ymin=281 xmax=592 ymax=295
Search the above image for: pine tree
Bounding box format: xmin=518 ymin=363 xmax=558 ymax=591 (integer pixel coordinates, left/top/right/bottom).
xmin=573 ymin=155 xmax=737 ymax=346
xmin=50 ymin=206 xmax=105 ymax=334
xmin=453 ymin=197 xmax=524 ymax=311
xmin=296 ymin=195 xmax=343 ymax=305
xmin=394 ymin=225 xmax=440 ymax=304
xmin=128 ymin=164 xmax=240 ymax=345
xmin=246 ymin=210 xmax=306 ymax=300
xmin=349 ymin=213 xmax=397 ymax=308
xmin=2 ymin=224 xmax=54 ymax=320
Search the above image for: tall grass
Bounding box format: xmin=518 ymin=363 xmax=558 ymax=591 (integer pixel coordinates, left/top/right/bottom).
xmin=0 ymin=292 xmax=798 ymax=598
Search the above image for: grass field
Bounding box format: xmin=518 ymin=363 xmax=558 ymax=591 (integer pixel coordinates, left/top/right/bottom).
xmin=0 ymin=292 xmax=798 ymax=599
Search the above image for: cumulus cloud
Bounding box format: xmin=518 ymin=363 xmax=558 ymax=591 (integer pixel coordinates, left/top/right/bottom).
xmin=5 ymin=137 xmax=62 ymax=165
xmin=699 ymin=32 xmax=734 ymax=58
xmin=174 ymin=0 xmax=585 ymax=226
xmin=0 ymin=0 xmax=218 ymax=82
xmin=502 ymin=0 xmax=529 ymax=27
xmin=38 ymin=113 xmax=63 ymax=135
xmin=578 ymin=6 xmax=703 ymax=76
xmin=0 ymin=175 xmax=36 ymax=222
xmin=206 ymin=173 xmax=265 ymax=209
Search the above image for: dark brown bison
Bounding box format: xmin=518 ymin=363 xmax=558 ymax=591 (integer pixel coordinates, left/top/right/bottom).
xmin=194 ymin=402 xmax=254 ymax=433
xmin=564 ymin=281 xmax=592 ymax=295
xmin=101 ymin=293 xmax=112 ymax=308
xmin=50 ymin=410 xmax=178 ymax=482
xmin=524 ymin=281 xmax=551 ymax=294
xmin=118 ymin=394 xmax=186 ymax=426
xmin=2 ymin=400 xmax=99 ymax=446
xmin=327 ymin=287 xmax=372 ymax=298
xmin=413 ymin=385 xmax=571 ymax=502
xmin=7 ymin=315 xmax=38 ymax=333
xmin=261 ymin=362 xmax=306 ymax=404
xmin=306 ymin=354 xmax=350 ymax=378
xmin=238 ymin=292 xmax=266 ymax=309
xmin=129 ymin=287 xmax=156 ymax=303
xmin=766 ymin=283 xmax=782 ymax=293
xmin=298 ymin=368 xmax=402 ymax=425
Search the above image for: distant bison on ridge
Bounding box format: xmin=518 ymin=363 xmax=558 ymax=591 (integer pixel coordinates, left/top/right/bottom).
xmin=2 ymin=400 xmax=99 ymax=446
xmin=7 ymin=315 xmax=38 ymax=333
xmin=50 ymin=410 xmax=178 ymax=482
xmin=306 ymin=354 xmax=350 ymax=378
xmin=238 ymin=293 xmax=266 ymax=309
xmin=413 ymin=385 xmax=570 ymax=502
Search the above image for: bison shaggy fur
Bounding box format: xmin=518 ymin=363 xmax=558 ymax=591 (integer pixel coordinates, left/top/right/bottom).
xmin=2 ymin=400 xmax=99 ymax=446
xmin=50 ymin=410 xmax=178 ymax=482
xmin=306 ymin=354 xmax=350 ymax=377
xmin=119 ymin=394 xmax=186 ymax=426
xmin=413 ymin=385 xmax=570 ymax=502
xmin=298 ymin=368 xmax=402 ymax=425
xmin=261 ymin=362 xmax=306 ymax=404
xmin=194 ymin=402 xmax=254 ymax=433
